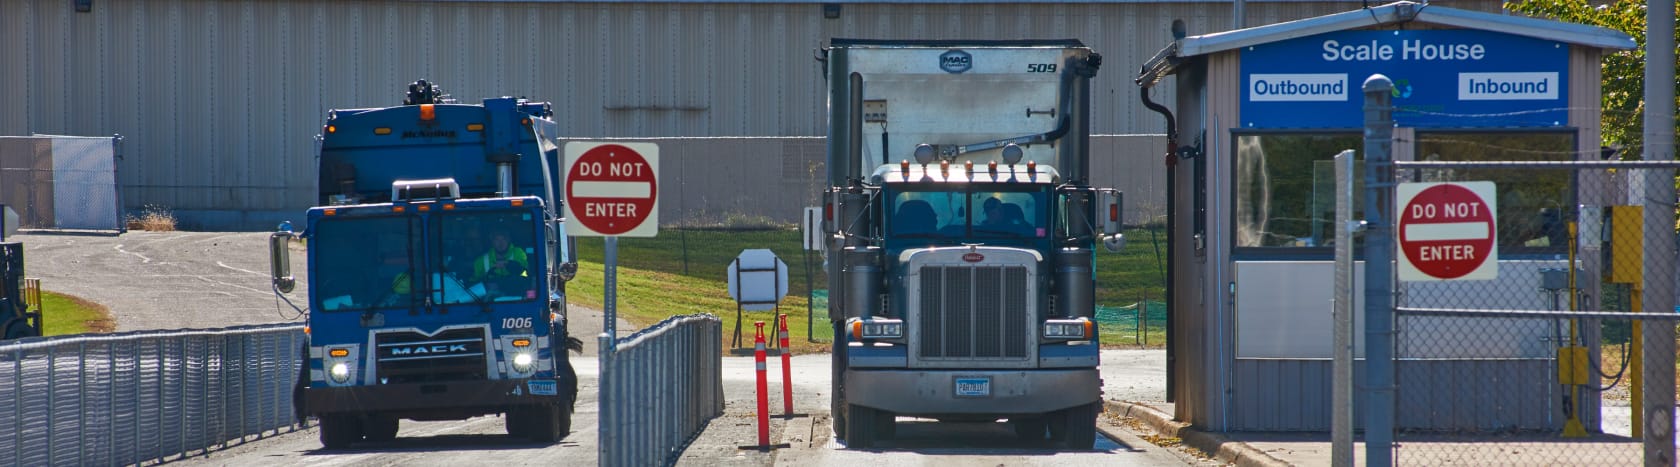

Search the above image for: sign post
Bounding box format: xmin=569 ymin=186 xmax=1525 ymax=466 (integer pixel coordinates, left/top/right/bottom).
xmin=564 ymin=141 xmax=660 ymax=350
xmin=800 ymin=207 xmax=822 ymax=341
xmin=1396 ymin=181 xmax=1498 ymax=281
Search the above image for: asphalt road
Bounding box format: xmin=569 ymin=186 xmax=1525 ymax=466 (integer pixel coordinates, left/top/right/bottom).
xmin=13 ymin=230 xmax=1190 ymax=465
xmin=676 ymin=350 xmax=1204 ymax=466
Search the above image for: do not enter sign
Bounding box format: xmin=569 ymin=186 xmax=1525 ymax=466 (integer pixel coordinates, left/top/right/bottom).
xmin=564 ymin=142 xmax=659 ymax=237
xmin=1397 ymin=181 xmax=1497 ymax=281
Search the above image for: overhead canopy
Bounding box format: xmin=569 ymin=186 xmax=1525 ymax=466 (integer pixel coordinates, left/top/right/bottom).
xmin=1138 ymin=0 xmax=1636 ymax=86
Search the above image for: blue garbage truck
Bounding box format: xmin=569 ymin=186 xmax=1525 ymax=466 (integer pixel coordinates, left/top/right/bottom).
xmin=269 ymin=81 xmax=581 ymax=448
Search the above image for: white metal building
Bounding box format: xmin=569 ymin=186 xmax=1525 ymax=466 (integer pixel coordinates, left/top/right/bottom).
xmin=1 ymin=0 xmax=1497 ymax=229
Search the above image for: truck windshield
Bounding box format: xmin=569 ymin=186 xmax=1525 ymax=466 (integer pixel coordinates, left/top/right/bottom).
xmin=890 ymin=188 xmax=1048 ymax=239
xmin=312 ymin=215 xmax=423 ymax=312
xmin=434 ymin=210 xmax=539 ymax=304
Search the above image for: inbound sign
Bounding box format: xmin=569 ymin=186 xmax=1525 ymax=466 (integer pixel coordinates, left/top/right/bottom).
xmin=1240 ymin=29 xmax=1568 ymax=129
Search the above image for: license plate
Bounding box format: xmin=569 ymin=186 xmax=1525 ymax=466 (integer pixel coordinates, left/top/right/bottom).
xmin=954 ymin=377 xmax=991 ymax=397
xmin=527 ymin=380 xmax=557 ymax=396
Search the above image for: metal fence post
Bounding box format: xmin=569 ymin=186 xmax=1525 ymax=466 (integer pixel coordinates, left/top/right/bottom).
xmin=1362 ymin=73 xmax=1396 ymax=467
xmin=1644 ymin=0 xmax=1677 ymax=464
xmin=598 ymin=333 xmax=611 ymax=466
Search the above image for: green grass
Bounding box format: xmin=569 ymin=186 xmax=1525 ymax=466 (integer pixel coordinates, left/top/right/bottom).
xmin=571 ymin=228 xmax=833 ymax=354
xmin=39 ymin=290 xmax=115 ymax=336
xmin=569 ymin=226 xmax=1170 ymax=351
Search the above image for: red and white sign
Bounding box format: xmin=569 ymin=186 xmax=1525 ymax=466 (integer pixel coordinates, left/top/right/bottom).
xmin=563 ymin=142 xmax=659 ymax=237
xmin=1397 ymin=181 xmax=1498 ymax=281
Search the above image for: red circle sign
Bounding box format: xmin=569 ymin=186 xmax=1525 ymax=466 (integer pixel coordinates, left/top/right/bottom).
xmin=1399 ymin=184 xmax=1495 ymax=279
xmin=566 ymin=144 xmax=657 ymax=236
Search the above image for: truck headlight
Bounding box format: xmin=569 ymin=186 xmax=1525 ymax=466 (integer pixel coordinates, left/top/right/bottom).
xmin=850 ymin=318 xmax=904 ymax=340
xmin=329 ymin=362 xmax=352 ymax=383
xmin=1044 ymin=319 xmax=1094 ymax=340
xmin=511 ymin=352 xmax=535 ymax=372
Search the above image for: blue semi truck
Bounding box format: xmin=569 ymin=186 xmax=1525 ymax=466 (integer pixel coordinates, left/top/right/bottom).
xmin=269 ymin=81 xmax=581 ymax=448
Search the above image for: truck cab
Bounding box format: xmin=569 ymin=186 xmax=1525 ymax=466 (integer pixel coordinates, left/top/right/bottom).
xmin=823 ymin=40 xmax=1122 ymax=449
xmin=271 ymin=81 xmax=579 ymax=448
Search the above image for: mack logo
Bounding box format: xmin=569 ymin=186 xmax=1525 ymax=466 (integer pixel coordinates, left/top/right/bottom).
xmin=940 ymin=50 xmax=972 ymax=74
xmin=391 ymin=344 xmax=469 ymax=355
xmin=962 ymin=252 xmax=985 ymax=263
xmin=401 ymin=129 xmax=458 ymax=139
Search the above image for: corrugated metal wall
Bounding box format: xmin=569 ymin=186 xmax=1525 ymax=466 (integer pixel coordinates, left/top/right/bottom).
xmin=1 ymin=0 xmax=1432 ymax=229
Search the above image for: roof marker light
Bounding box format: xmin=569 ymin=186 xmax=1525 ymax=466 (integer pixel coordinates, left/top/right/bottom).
xmin=1002 ymin=143 xmax=1024 ymax=164
xmin=988 ymin=161 xmax=998 ymax=178
xmin=900 ymin=160 xmax=910 ymax=179
xmin=419 ymin=104 xmax=435 ymax=121
xmin=374 ymin=127 xmax=392 ymax=135
xmin=1027 ymin=161 xmax=1037 ymax=176
xmin=913 ymin=144 xmax=936 ymax=164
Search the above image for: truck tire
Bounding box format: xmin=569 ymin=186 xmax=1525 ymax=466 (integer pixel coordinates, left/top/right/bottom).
xmin=1049 ymin=402 xmax=1100 ymax=450
xmin=508 ymin=404 xmax=565 ymax=443
xmin=1012 ymin=417 xmax=1048 ymax=442
xmin=3 ymin=319 xmax=35 ymax=340
xmin=844 ymin=403 xmax=876 ymax=449
xmin=318 ymin=414 xmax=362 ymax=449
xmin=363 ymin=415 xmax=399 ymax=442
xmin=830 ymin=322 xmax=848 ymax=440
xmin=874 ymin=409 xmax=896 ymax=440
xmin=555 ymin=394 xmax=575 ymax=441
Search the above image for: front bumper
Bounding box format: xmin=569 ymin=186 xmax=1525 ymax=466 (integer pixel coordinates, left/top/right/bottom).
xmin=845 ymin=368 xmax=1100 ymax=416
xmin=304 ymin=379 xmax=564 ymax=416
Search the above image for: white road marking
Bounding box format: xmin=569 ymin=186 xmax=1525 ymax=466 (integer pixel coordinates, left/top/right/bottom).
xmin=216 ymin=261 xmax=267 ymax=276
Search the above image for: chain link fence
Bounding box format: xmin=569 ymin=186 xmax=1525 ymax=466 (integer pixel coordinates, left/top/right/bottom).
xmin=598 ymin=314 xmax=723 ymax=467
xmin=0 ymin=324 xmax=306 ymax=465
xmin=1387 ymin=160 xmax=1678 ymax=465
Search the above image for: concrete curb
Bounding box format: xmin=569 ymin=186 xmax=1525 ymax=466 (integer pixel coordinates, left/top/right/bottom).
xmin=1104 ymin=400 xmax=1293 ymax=467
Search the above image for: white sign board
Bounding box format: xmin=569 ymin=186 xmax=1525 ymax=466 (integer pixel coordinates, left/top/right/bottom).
xmin=1 ymin=205 xmax=16 ymax=240
xmin=727 ymin=249 xmax=789 ymax=311
xmin=801 ymin=207 xmax=823 ymax=251
xmin=563 ymin=142 xmax=659 ymax=237
xmin=1397 ymin=181 xmax=1498 ymax=281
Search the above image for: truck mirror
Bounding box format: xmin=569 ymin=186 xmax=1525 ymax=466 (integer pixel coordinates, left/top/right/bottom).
xmin=269 ymin=231 xmax=296 ymax=294
xmin=557 ymin=262 xmax=578 ymax=282
xmin=1100 ymin=189 xmax=1123 ymax=235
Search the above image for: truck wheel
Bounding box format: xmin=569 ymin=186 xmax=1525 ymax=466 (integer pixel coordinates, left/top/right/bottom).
xmin=555 ymin=394 xmax=575 ymax=440
xmin=1012 ymin=417 xmax=1048 ymax=442
xmin=874 ymin=409 xmax=896 ymax=440
xmin=318 ymin=414 xmax=362 ymax=449
xmin=830 ymin=322 xmax=848 ymax=440
xmin=509 ymin=405 xmax=564 ymax=443
xmin=844 ymin=404 xmax=876 ymax=449
xmin=363 ymin=415 xmax=399 ymax=442
xmin=1051 ymin=402 xmax=1100 ymax=450
xmin=3 ymin=320 xmax=35 ymax=340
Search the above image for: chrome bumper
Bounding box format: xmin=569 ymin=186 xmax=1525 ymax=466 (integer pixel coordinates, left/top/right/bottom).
xmin=844 ymin=368 xmax=1100 ymax=416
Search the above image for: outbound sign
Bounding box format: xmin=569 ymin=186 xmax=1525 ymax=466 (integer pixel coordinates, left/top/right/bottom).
xmin=1242 ymin=30 xmax=1568 ymax=128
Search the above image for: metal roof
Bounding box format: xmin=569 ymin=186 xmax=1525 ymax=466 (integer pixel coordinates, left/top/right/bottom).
xmin=1177 ymin=0 xmax=1636 ymax=56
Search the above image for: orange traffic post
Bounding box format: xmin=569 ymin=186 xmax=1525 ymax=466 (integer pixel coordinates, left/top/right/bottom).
xmin=754 ymin=321 xmax=770 ymax=446
xmin=778 ymin=314 xmax=797 ymax=417
xmin=738 ymin=321 xmax=788 ymax=451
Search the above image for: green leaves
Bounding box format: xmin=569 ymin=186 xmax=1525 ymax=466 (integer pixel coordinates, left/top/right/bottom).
xmin=1506 ymin=0 xmax=1676 ymax=159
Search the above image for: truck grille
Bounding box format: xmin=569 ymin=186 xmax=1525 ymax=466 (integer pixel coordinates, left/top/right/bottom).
xmin=914 ymin=265 xmax=1031 ymax=365
xmin=374 ymin=327 xmax=489 ymax=383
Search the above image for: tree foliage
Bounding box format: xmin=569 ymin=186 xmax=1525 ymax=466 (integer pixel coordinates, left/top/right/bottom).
xmin=1506 ymin=0 xmax=1678 ymax=158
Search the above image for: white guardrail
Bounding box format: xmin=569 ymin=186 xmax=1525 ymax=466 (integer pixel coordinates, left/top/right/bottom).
xmin=599 ymin=314 xmax=724 ymax=467
xmin=0 ymin=324 xmax=306 ymax=466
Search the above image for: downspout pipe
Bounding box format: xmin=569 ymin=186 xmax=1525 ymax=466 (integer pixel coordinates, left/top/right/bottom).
xmin=1139 ymin=83 xmax=1178 ymax=403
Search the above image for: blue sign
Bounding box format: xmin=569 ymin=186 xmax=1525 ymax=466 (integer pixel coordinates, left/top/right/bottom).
xmin=1241 ymin=29 xmax=1569 ymax=128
